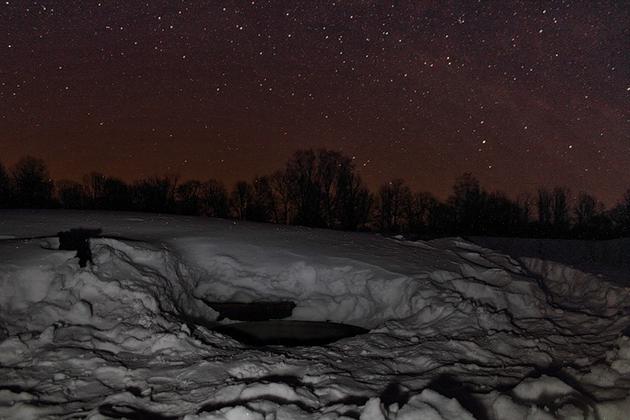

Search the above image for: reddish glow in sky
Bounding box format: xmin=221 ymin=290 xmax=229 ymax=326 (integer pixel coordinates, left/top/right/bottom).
xmin=1 ymin=1 xmax=628 ymax=204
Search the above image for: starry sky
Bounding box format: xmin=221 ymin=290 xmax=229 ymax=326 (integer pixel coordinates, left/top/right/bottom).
xmin=1 ymin=1 xmax=628 ymax=204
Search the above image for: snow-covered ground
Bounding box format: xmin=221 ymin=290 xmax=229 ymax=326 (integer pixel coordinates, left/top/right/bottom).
xmin=1 ymin=210 xmax=629 ymax=419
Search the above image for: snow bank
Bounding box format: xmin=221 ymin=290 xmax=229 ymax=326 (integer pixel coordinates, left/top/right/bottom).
xmin=0 ymin=210 xmax=629 ymax=419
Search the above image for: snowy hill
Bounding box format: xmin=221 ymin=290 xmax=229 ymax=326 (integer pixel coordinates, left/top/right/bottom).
xmin=1 ymin=210 xmax=629 ymax=419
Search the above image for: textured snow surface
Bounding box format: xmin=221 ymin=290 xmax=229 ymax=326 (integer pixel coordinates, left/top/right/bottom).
xmin=1 ymin=210 xmax=630 ymax=419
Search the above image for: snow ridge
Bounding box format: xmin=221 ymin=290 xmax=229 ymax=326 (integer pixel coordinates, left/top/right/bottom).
xmin=0 ymin=211 xmax=629 ymax=419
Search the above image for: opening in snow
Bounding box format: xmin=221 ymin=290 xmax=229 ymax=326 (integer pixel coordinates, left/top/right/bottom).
xmin=213 ymin=320 xmax=369 ymax=346
xmin=203 ymin=300 xmax=297 ymax=321
xmin=199 ymin=300 xmax=368 ymax=346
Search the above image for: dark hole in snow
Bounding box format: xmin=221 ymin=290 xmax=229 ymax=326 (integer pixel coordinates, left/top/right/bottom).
xmin=58 ymin=228 xmax=102 ymax=267
xmin=379 ymin=382 xmax=410 ymax=407
xmin=213 ymin=320 xmax=369 ymax=346
xmin=199 ymin=300 xmax=368 ymax=346
xmin=427 ymin=374 xmax=490 ymax=420
xmin=203 ymin=300 xmax=296 ymax=321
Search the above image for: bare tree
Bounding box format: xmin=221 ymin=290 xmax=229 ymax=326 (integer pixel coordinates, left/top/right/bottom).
xmin=56 ymin=180 xmax=86 ymax=209
xmin=12 ymin=156 xmax=54 ymax=208
xmin=285 ymin=149 xmax=321 ymax=226
xmin=573 ymin=192 xmax=606 ymax=238
xmin=0 ymin=161 xmax=10 ymax=208
xmin=449 ymin=173 xmax=484 ymax=234
xmin=551 ymin=187 xmax=571 ymax=233
xmin=516 ymin=192 xmax=533 ymax=226
xmin=427 ymin=201 xmax=456 ymax=236
xmin=404 ymin=191 xmax=438 ymax=234
xmin=317 ymin=149 xmax=351 ymax=227
xmin=537 ymin=188 xmax=552 ymax=226
xmin=202 ymin=179 xmax=229 ymax=218
xmin=248 ymin=176 xmax=275 ymax=222
xmin=574 ymin=192 xmax=600 ymax=226
xmin=102 ymin=177 xmax=131 ymax=210
xmin=132 ymin=175 xmax=178 ymax=213
xmin=483 ymin=191 xmax=520 ymax=235
xmin=83 ymin=172 xmax=107 ymax=208
xmin=337 ymin=171 xmax=372 ymax=231
xmin=230 ymin=181 xmax=253 ymax=220
xmin=176 ymin=180 xmax=203 ymax=215
xmin=376 ymin=179 xmax=411 ymax=233
xmin=270 ymin=170 xmax=292 ymax=224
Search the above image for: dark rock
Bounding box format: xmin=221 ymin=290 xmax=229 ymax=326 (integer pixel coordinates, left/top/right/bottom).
xmin=57 ymin=228 xmax=102 ymax=267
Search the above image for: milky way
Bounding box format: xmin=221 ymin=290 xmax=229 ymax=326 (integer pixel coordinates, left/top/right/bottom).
xmin=1 ymin=1 xmax=628 ymax=204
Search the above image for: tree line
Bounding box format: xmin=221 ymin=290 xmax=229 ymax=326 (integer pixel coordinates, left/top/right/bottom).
xmin=1 ymin=150 xmax=630 ymax=240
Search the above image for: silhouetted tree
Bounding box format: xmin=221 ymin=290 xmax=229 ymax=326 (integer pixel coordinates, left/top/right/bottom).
xmin=551 ymin=187 xmax=571 ymax=235
xmin=285 ymin=149 xmax=322 ymax=227
xmin=427 ymin=201 xmax=456 ymax=237
xmin=83 ymin=172 xmax=107 ymax=209
xmin=0 ymin=161 xmax=11 ymax=208
xmin=284 ymin=149 xmax=366 ymax=228
xmin=230 ymin=181 xmax=253 ymax=220
xmin=573 ymin=192 xmax=609 ymax=239
xmin=103 ymin=177 xmax=130 ymax=210
xmin=132 ymin=175 xmax=178 ymax=213
xmin=56 ymin=180 xmax=86 ymax=209
xmin=176 ymin=180 xmax=203 ymax=215
xmin=376 ymin=179 xmax=411 ymax=233
xmin=248 ymin=176 xmax=275 ymax=222
xmin=270 ymin=170 xmax=292 ymax=224
xmin=337 ymin=171 xmax=372 ymax=231
xmin=449 ymin=173 xmax=485 ymax=234
xmin=11 ymin=156 xmax=54 ymax=208
xmin=537 ymin=188 xmax=553 ymax=228
xmin=2 ymin=153 xmax=626 ymax=240
xmin=201 ymin=179 xmax=229 ymax=218
xmin=516 ymin=193 xmax=533 ymax=230
xmin=487 ymin=191 xmax=526 ymax=235
xmin=610 ymin=190 xmax=630 ymax=236
xmin=317 ymin=150 xmax=352 ymax=227
xmin=588 ymin=213 xmax=614 ymax=239
xmin=574 ymin=192 xmax=598 ymax=226
xmin=403 ymin=191 xmax=437 ymax=235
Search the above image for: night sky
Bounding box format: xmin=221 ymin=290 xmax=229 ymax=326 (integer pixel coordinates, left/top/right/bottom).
xmin=1 ymin=1 xmax=628 ymax=204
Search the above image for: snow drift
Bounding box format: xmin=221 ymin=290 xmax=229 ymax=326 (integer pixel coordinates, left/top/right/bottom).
xmin=0 ymin=210 xmax=629 ymax=419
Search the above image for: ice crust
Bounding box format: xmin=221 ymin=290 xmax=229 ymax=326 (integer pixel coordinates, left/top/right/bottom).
xmin=0 ymin=210 xmax=629 ymax=419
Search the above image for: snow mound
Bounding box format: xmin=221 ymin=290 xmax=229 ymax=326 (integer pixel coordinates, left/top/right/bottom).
xmin=1 ymin=210 xmax=629 ymax=419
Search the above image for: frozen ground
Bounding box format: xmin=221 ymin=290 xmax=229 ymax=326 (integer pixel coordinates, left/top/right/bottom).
xmin=1 ymin=210 xmax=630 ymax=419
